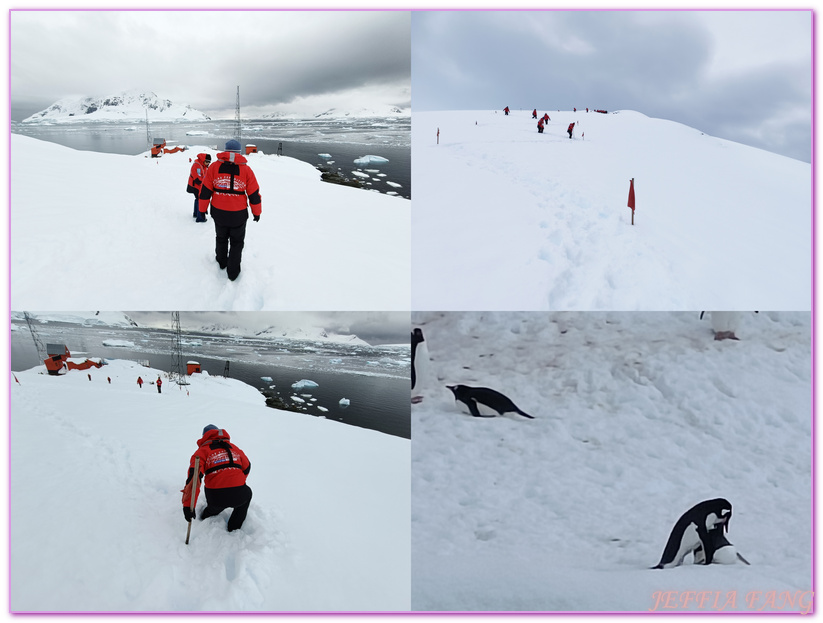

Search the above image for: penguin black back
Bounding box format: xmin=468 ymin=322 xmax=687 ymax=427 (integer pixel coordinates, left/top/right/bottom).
xmin=653 ymin=498 xmax=733 ymax=569
xmin=412 ymin=328 xmax=425 ymax=390
xmin=446 ymin=384 xmax=535 ymax=419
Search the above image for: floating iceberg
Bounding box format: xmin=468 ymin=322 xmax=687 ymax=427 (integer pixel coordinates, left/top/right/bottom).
xmin=261 ymin=376 xmax=273 ymax=382
xmin=339 ymin=398 xmax=350 ymax=408
xmin=292 ymin=379 xmax=319 ymax=390
xmin=318 ymin=406 xmax=329 ymax=413
xmin=353 ymin=155 xmax=389 ymax=166
xmin=102 ymin=340 xmax=134 ymax=348
xmin=290 ymin=396 xmax=306 ymax=404
xmin=318 ymin=153 xmax=332 ymax=159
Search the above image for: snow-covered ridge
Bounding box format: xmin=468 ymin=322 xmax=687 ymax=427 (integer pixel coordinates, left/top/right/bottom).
xmin=22 ymin=89 xmax=210 ymax=124
xmin=13 ymin=312 xmax=373 ymax=347
xmin=258 ymin=106 xmax=410 ymax=121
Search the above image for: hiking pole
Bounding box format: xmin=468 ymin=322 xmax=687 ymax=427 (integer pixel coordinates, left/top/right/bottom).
xmin=185 ymin=457 xmax=200 ymax=545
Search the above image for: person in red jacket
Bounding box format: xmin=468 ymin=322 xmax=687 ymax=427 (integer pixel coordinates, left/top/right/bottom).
xmin=198 ymin=140 xmax=262 ymax=281
xmin=182 ymin=425 xmax=252 ymax=532
xmin=187 ymin=153 xmax=211 ymax=222
xmin=503 ymin=106 xmax=510 ymax=116
xmin=532 ymin=109 xmax=537 ymax=119
xmin=567 ymin=122 xmax=575 ymax=139
xmin=537 ymin=118 xmax=544 ymax=134
xmin=156 ymin=376 xmax=162 ymax=394
xmin=137 ymin=376 xmax=143 ymax=389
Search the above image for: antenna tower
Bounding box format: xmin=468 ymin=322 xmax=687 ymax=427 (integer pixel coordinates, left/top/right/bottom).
xmin=145 ymin=108 xmax=151 ymax=150
xmin=23 ymin=312 xmax=47 ymax=360
xmin=234 ymin=85 xmax=241 ymax=143
xmin=170 ymin=312 xmax=189 ymax=385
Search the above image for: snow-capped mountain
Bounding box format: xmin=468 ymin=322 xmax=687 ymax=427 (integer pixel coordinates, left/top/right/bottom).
xmin=12 ymin=311 xmax=138 ymax=328
xmin=22 ymin=90 xmax=210 ymax=124
xmin=13 ymin=313 xmax=371 ymax=346
xmin=256 ymin=106 xmax=409 ymax=121
xmin=313 ymin=106 xmax=409 ymax=119
xmin=254 ymin=326 xmax=370 ymax=346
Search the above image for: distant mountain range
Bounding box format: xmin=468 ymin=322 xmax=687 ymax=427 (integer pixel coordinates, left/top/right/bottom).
xmin=21 ymin=90 xmax=410 ymax=124
xmin=12 ymin=312 xmax=372 ymax=346
xmin=21 ymin=90 xmax=211 ymax=124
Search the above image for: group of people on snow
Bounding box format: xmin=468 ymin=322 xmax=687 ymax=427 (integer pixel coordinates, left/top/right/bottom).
xmin=136 ymin=375 xmax=163 ymax=393
xmin=185 ymin=139 xmax=262 ymax=282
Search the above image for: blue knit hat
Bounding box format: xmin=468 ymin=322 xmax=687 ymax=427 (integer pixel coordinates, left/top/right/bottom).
xmin=225 ymin=139 xmax=242 ymax=152
xmin=203 ymin=424 xmax=218 ymax=435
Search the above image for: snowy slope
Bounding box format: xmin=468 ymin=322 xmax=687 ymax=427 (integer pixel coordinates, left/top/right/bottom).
xmin=22 ymin=90 xmax=210 ymax=124
xmin=11 ymin=134 xmax=410 ymax=311
xmin=410 ymin=311 xmax=811 ymax=612
xmin=10 ymin=359 xmax=410 ymax=611
xmin=411 ymin=110 xmax=811 ymax=311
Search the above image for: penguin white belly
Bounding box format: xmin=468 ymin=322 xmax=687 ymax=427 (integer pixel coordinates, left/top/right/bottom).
xmin=454 ymin=398 xmax=499 ymax=417
xmin=671 ymin=523 xmax=701 ymax=567
xmin=412 ymin=339 xmax=430 ymax=400
xmin=711 ymin=545 xmax=738 ymax=565
xmin=711 ymin=312 xmax=742 ymax=334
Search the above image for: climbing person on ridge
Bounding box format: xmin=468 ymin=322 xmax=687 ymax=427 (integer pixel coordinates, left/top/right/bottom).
xmin=198 ymin=139 xmax=262 ymax=281
xmin=182 ymin=425 xmax=253 ymax=532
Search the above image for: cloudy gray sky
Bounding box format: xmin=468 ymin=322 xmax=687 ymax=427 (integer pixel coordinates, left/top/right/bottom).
xmin=412 ymin=10 xmax=811 ymax=162
xmin=11 ymin=10 xmax=410 ymax=120
xmin=126 ymin=312 xmax=410 ymax=345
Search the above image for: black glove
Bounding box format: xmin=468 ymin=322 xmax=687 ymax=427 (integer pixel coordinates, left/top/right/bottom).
xmin=253 ymin=214 xmax=260 ymax=222
xmin=184 ymin=506 xmax=195 ymax=522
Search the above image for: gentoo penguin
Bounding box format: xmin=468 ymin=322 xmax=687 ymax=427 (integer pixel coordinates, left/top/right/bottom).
xmin=701 ymin=311 xmax=744 ymax=341
xmin=446 ymin=384 xmax=535 ymax=419
xmin=411 ymin=328 xmax=429 ymax=404
xmin=653 ymin=498 xmax=733 ymax=569
xmin=694 ymin=527 xmax=751 ymax=566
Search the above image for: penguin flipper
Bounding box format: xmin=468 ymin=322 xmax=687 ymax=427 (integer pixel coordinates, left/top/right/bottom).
xmin=468 ymin=400 xmax=484 ymax=418
xmin=737 ymin=552 xmax=751 ymax=565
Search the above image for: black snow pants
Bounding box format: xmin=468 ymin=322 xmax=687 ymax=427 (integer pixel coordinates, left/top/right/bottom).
xmin=200 ymin=484 xmax=253 ymax=531
xmin=212 ymin=208 xmax=249 ymax=280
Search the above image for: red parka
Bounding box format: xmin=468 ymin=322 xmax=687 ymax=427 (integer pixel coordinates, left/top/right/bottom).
xmin=198 ymin=151 xmax=262 ymax=217
xmin=187 ymin=153 xmax=210 ymax=196
xmin=182 ymin=428 xmax=251 ymax=508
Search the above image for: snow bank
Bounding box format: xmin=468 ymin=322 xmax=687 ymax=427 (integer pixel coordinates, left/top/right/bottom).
xmin=11 ymin=134 xmax=410 ymax=311
xmin=411 ymin=311 xmax=811 ymax=612
xmin=11 ymin=359 xmax=410 ymax=611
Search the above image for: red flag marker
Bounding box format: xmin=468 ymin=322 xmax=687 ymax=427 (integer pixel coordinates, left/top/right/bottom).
xmin=628 ymin=178 xmax=636 ymax=225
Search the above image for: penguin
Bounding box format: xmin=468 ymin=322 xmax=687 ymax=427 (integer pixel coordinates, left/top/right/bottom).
xmin=700 ymin=311 xmax=744 ymax=341
xmin=446 ymin=384 xmax=535 ymax=419
xmin=411 ymin=328 xmax=429 ymax=404
xmin=694 ymin=527 xmax=751 ymax=566
xmin=653 ymin=498 xmax=733 ymax=569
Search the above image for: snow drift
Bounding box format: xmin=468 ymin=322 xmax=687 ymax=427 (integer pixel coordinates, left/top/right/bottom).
xmin=11 ymin=359 xmax=410 ymax=611
xmin=410 ymin=311 xmax=811 ymax=612
xmin=11 ymin=134 xmax=410 ymax=311
xmin=411 ymin=110 xmax=811 ymax=311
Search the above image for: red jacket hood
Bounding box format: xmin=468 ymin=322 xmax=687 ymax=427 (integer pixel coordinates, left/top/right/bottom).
xmin=196 ymin=153 xmax=210 ymax=165
xmin=216 ymin=151 xmax=248 ymax=165
xmin=197 ymin=427 xmax=231 ymax=447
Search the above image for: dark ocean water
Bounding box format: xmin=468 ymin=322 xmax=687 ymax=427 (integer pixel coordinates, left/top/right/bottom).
xmin=12 ymin=117 xmax=411 ymax=199
xmin=11 ymin=320 xmax=411 ymax=439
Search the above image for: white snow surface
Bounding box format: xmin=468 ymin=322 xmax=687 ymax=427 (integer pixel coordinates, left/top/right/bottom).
xmin=11 ymin=359 xmax=410 ymax=611
xmin=411 ymin=311 xmax=811 ymax=612
xmin=11 ymin=134 xmax=410 ymax=310
xmin=412 ymin=110 xmax=811 ymax=311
